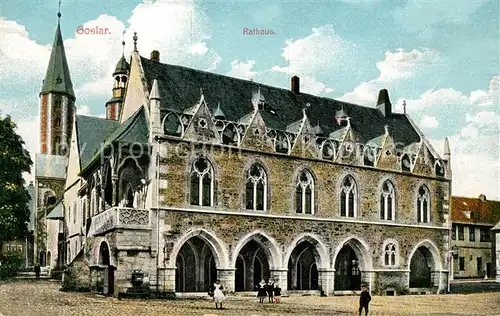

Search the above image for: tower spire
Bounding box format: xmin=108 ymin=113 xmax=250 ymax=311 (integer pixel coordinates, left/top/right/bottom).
xmin=41 ymin=0 xmax=74 ymax=98
xmin=58 ymin=0 xmax=62 ymax=22
xmin=121 ymin=29 xmax=126 ymax=56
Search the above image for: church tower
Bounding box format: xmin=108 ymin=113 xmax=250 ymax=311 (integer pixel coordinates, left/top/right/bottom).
xmin=106 ymin=40 xmax=129 ymax=120
xmin=39 ymin=10 xmax=75 ymax=156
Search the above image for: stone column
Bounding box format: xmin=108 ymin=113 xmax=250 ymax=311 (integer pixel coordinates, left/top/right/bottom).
xmin=361 ymin=270 xmax=375 ymax=294
xmin=318 ymin=268 xmax=335 ymax=296
xmin=111 ymin=176 xmax=118 ymax=207
xmin=217 ymin=269 xmax=236 ymax=293
xmin=270 ymin=269 xmax=288 ymax=293
xmin=164 ymin=267 xmax=177 ymax=293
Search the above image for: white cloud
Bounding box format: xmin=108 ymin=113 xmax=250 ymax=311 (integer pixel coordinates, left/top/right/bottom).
xmin=469 ymin=76 xmax=499 ymax=107
xmin=339 ymin=48 xmax=440 ymax=106
xmin=226 ymin=60 xmax=258 ymax=80
xmin=1 ymin=0 xmax=221 ymax=117
xmin=225 ymin=25 xmax=342 ymax=96
xmin=465 ymin=111 xmax=500 ymax=127
xmin=460 ymin=124 xmax=478 ymax=139
xmin=376 ymin=49 xmax=439 ymax=81
xmin=278 ymin=25 xmax=355 ymax=78
xmin=394 ymin=76 xmax=499 ymax=113
xmin=430 ymin=136 xmax=500 ymax=200
xmin=419 ymin=115 xmax=439 ymax=130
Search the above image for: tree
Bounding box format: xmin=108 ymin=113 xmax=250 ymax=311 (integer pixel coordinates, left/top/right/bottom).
xmin=0 ymin=116 xmax=32 ymax=252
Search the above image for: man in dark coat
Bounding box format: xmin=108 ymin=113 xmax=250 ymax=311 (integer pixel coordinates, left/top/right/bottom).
xmin=34 ymin=264 xmax=41 ymax=279
xmin=359 ymin=285 xmax=371 ymax=316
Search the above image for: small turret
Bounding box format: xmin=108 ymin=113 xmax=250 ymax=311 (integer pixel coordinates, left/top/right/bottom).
xmin=213 ymin=102 xmax=226 ymax=120
xmin=443 ymin=137 xmax=450 ymax=161
xmin=106 ymin=38 xmax=129 ymax=120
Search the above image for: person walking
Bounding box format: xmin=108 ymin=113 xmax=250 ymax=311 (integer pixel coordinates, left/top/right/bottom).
xmin=273 ymin=284 xmax=281 ymax=303
xmin=256 ymin=279 xmax=267 ymax=303
xmin=34 ymin=264 xmax=41 ymax=279
xmin=213 ymin=280 xmax=225 ymax=310
xmin=358 ymin=285 xmax=371 ymax=316
xmin=266 ymin=278 xmax=274 ymax=303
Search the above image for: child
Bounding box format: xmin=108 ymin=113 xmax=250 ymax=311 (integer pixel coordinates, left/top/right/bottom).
xmin=256 ymin=279 xmax=267 ymax=303
xmin=266 ymin=278 xmax=274 ymax=303
xmin=213 ymin=280 xmax=225 ymax=310
xmin=359 ymin=285 xmax=371 ymax=316
xmin=273 ymin=284 xmax=281 ymax=303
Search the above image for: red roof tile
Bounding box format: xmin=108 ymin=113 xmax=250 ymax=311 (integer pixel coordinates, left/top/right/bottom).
xmin=451 ymin=195 xmax=500 ymax=225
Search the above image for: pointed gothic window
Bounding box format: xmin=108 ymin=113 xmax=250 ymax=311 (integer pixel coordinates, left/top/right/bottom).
xmin=383 ymin=243 xmax=397 ymax=266
xmin=363 ymin=147 xmax=375 ymax=166
xmin=340 ymin=176 xmax=357 ymax=217
xmin=163 ymin=113 xmax=182 ymax=136
xmin=417 ymin=185 xmax=430 ymax=223
xmin=321 ymin=140 xmax=336 ymax=160
xmin=245 ymin=163 xmax=267 ymax=211
xmin=55 ymin=117 xmax=61 ymax=127
xmin=401 ymin=154 xmax=411 ymax=172
xmin=275 ymin=132 xmax=290 ymax=154
xmin=380 ymin=180 xmax=396 ymax=221
xmin=222 ymin=123 xmax=239 ymax=146
xmin=125 ymin=186 xmax=134 ymax=208
xmin=295 ymin=170 xmax=314 ymax=214
xmin=190 ymin=158 xmax=213 ymax=207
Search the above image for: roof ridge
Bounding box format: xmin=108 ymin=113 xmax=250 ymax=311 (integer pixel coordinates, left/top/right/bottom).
xmin=140 ymin=56 xmax=384 ymax=112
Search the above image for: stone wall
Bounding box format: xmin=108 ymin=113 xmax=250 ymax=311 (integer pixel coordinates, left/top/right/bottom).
xmin=162 ymin=210 xmax=448 ymax=294
xmin=158 ymin=141 xmax=449 ymax=227
xmin=62 ymin=254 xmax=90 ymax=291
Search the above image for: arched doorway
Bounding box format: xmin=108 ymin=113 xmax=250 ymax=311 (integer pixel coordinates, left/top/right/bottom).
xmin=409 ymin=246 xmax=434 ymax=288
xmin=235 ymin=255 xmax=246 ymax=291
xmin=99 ymin=242 xmax=114 ymax=295
xmin=287 ymin=241 xmax=319 ymax=290
xmin=235 ymin=240 xmax=270 ymax=291
xmin=175 ymin=237 xmax=218 ymax=292
xmin=334 ymin=245 xmax=361 ymax=290
xmin=47 ymin=252 xmax=52 ymax=267
xmin=39 ymin=251 xmax=46 ymax=266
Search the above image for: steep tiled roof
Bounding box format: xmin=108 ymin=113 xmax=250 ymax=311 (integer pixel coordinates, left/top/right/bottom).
xmin=35 ymin=154 xmax=67 ymax=179
xmin=41 ymin=23 xmax=74 ymax=98
xmin=80 ymin=107 xmax=149 ymax=175
xmin=46 ymin=201 xmax=64 ymax=219
xmin=140 ymin=57 xmax=421 ymax=146
xmin=75 ymin=115 xmax=120 ymax=170
xmin=451 ymin=196 xmax=500 ymax=225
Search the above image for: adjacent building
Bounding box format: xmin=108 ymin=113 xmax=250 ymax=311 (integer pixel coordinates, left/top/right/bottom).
xmin=450 ymin=195 xmax=500 ymax=279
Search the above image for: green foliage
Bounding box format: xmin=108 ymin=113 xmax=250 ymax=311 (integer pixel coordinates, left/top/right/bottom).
xmin=0 ymin=116 xmax=33 ymax=244
xmin=0 ymin=252 xmax=24 ymax=279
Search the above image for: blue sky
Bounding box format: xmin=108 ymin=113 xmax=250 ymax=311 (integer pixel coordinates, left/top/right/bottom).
xmin=1 ymin=0 xmax=499 ymax=199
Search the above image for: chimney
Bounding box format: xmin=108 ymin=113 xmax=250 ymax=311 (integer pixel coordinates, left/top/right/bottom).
xmin=151 ymin=50 xmax=160 ymax=62
xmin=291 ymin=76 xmax=300 ymax=94
xmin=377 ymin=89 xmax=392 ymax=117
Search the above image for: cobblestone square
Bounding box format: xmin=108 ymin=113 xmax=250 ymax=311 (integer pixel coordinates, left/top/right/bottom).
xmin=1 ymin=280 xmax=499 ymax=316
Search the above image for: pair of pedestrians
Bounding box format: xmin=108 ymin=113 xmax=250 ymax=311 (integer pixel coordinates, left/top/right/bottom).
xmin=256 ymin=279 xmax=281 ymax=303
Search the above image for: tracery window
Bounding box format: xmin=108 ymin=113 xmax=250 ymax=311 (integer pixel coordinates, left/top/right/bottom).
xmin=275 ymin=132 xmax=290 ymax=154
xmin=383 ymin=243 xmax=397 ymax=266
xmin=295 ymin=170 xmax=314 ymax=214
xmin=190 ymin=158 xmax=213 ymax=206
xmin=163 ymin=113 xmax=183 ymax=136
xmin=380 ymin=180 xmax=395 ymax=221
xmin=417 ymin=185 xmax=430 ymax=223
xmin=340 ymin=176 xmax=357 ymax=217
xmin=245 ymin=163 xmax=267 ymax=211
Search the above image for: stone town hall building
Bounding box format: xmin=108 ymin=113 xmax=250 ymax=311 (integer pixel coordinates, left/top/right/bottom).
xmin=36 ymin=17 xmax=453 ymax=296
